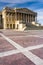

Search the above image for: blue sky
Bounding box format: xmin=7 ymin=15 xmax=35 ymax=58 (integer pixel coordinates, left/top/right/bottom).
xmin=0 ymin=0 xmax=43 ymax=25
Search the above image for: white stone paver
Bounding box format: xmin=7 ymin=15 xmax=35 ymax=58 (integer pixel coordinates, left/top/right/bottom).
xmin=0 ymin=50 xmax=20 ymax=57
xmin=0 ymin=44 xmax=43 ymax=57
xmin=23 ymin=51 xmax=43 ymax=65
xmin=25 ymin=44 xmax=43 ymax=50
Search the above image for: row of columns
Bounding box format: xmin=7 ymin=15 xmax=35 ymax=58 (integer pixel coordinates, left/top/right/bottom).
xmin=16 ymin=13 xmax=36 ymax=23
xmin=5 ymin=12 xmax=36 ymax=24
xmin=6 ymin=13 xmax=15 ymax=22
xmin=7 ymin=24 xmax=15 ymax=29
xmin=3 ymin=11 xmax=37 ymax=29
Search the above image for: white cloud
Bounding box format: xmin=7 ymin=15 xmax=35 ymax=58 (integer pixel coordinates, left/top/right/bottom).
xmin=0 ymin=0 xmax=35 ymax=3
xmin=35 ymin=9 xmax=43 ymax=25
xmin=38 ymin=0 xmax=43 ymax=2
xmin=0 ymin=0 xmax=42 ymax=4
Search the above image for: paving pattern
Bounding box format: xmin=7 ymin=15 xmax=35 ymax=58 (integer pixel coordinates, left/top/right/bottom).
xmin=0 ymin=35 xmax=16 ymax=52
xmin=0 ymin=30 xmax=43 ymax=65
xmin=31 ymin=48 xmax=43 ymax=59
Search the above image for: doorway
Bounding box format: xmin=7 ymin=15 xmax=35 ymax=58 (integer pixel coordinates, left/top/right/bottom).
xmin=13 ymin=24 xmax=15 ymax=29
xmin=10 ymin=24 xmax=12 ymax=29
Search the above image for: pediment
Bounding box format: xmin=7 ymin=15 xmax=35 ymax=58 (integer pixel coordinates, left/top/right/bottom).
xmin=20 ymin=8 xmax=30 ymax=12
xmin=16 ymin=8 xmax=36 ymax=14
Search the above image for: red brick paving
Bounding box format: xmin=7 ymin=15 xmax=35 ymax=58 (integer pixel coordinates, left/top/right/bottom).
xmin=0 ymin=30 xmax=43 ymax=65
xmin=31 ymin=48 xmax=43 ymax=59
xmin=2 ymin=30 xmax=43 ymax=37
xmin=0 ymin=35 xmax=1 ymax=36
xmin=3 ymin=33 xmax=27 ymax=37
xmin=0 ymin=53 xmax=35 ymax=65
xmin=9 ymin=36 xmax=43 ymax=48
xmin=0 ymin=36 xmax=16 ymax=52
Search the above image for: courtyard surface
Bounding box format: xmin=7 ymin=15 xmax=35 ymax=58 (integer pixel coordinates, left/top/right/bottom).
xmin=0 ymin=30 xmax=43 ymax=65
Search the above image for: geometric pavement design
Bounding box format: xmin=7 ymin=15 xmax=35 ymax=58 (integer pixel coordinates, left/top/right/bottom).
xmin=0 ymin=32 xmax=43 ymax=65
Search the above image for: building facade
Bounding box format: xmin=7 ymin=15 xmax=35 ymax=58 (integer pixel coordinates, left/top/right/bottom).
xmin=0 ymin=7 xmax=37 ymax=30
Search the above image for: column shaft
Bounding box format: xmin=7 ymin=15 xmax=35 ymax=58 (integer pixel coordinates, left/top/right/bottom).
xmin=21 ymin=13 xmax=22 ymax=20
xmin=30 ymin=15 xmax=31 ymax=23
xmin=28 ymin=15 xmax=29 ymax=23
xmin=26 ymin=14 xmax=27 ymax=23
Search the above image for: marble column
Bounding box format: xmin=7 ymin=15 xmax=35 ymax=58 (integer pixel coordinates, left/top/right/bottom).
xmin=23 ymin=13 xmax=24 ymax=22
xmin=2 ymin=12 xmax=7 ymax=29
xmin=21 ymin=13 xmax=22 ymax=21
xmin=8 ymin=14 xmax=9 ymax=22
xmin=11 ymin=14 xmax=12 ymax=22
xmin=15 ymin=12 xmax=17 ymax=20
xmin=30 ymin=14 xmax=31 ymax=23
xmin=17 ymin=13 xmax=18 ymax=20
xmin=25 ymin=14 xmax=26 ymax=23
xmin=29 ymin=14 xmax=30 ymax=22
xmin=17 ymin=13 xmax=19 ymax=20
xmin=31 ymin=15 xmax=32 ymax=22
xmin=27 ymin=14 xmax=28 ymax=23
xmin=26 ymin=14 xmax=27 ymax=23
xmin=29 ymin=14 xmax=30 ymax=23
xmin=28 ymin=15 xmax=29 ymax=23
xmin=23 ymin=14 xmax=25 ymax=22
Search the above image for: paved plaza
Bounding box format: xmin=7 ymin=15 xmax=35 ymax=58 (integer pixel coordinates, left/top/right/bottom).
xmin=0 ymin=30 xmax=43 ymax=65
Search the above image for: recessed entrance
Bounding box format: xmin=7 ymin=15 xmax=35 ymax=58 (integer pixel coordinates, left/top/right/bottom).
xmin=13 ymin=24 xmax=15 ymax=29
xmin=10 ymin=24 xmax=12 ymax=29
xmin=7 ymin=24 xmax=9 ymax=29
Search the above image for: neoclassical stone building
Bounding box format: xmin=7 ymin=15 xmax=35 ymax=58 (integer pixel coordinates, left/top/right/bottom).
xmin=0 ymin=7 xmax=37 ymax=30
